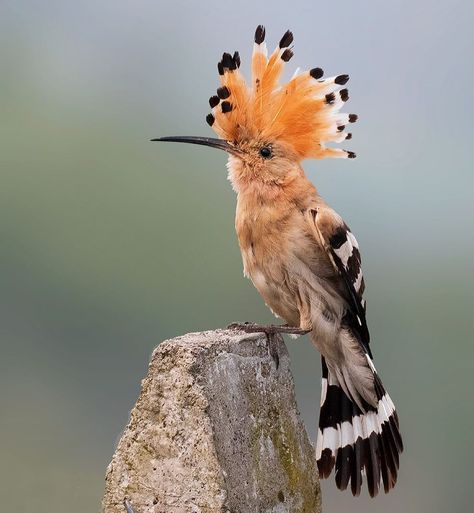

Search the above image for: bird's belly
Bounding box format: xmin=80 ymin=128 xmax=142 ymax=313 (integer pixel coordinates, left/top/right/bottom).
xmin=239 ymin=224 xmax=339 ymax=331
xmin=242 ymin=249 xmax=301 ymax=326
xmin=235 ymin=202 xmax=334 ymax=328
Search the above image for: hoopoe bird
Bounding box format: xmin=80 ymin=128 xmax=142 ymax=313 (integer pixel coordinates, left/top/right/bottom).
xmin=153 ymin=25 xmax=403 ymax=497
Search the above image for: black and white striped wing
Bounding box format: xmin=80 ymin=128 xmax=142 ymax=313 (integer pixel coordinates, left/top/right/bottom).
xmin=310 ymin=207 xmax=370 ymax=354
xmin=327 ymin=222 xmax=371 ymax=354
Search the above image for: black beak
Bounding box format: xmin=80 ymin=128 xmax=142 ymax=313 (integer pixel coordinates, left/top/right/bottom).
xmin=150 ymin=136 xmax=241 ymax=156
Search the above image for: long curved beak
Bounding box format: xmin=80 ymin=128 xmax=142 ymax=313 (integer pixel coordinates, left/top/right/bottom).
xmin=150 ymin=136 xmax=241 ymax=156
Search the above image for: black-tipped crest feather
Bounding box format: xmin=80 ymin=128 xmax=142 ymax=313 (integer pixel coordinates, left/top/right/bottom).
xmin=310 ymin=67 xmax=324 ymax=79
xmin=279 ymin=29 xmax=293 ymax=48
xmin=255 ymin=25 xmax=266 ymax=44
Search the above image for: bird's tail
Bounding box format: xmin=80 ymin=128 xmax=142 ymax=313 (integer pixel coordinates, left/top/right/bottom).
xmin=316 ymin=356 xmax=403 ymax=497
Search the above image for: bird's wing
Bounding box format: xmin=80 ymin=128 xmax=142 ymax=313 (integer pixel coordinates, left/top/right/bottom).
xmin=306 ymin=206 xmax=371 ymax=356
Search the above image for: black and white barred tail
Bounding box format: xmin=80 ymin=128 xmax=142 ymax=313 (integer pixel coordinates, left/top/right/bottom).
xmin=316 ymin=357 xmax=403 ymax=497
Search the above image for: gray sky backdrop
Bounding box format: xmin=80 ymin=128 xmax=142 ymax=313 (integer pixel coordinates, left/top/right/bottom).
xmin=1 ymin=1 xmax=473 ymax=512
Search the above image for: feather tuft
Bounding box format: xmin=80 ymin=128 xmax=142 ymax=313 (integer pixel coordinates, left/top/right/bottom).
xmin=217 ymin=86 xmax=230 ymax=99
xmin=209 ymin=95 xmax=220 ymax=108
xmin=208 ymin=26 xmax=357 ymax=160
xmin=281 ymin=48 xmax=294 ymax=62
xmin=335 ymin=74 xmax=350 ymax=85
xmin=221 ymin=101 xmax=233 ymax=113
xmin=279 ymin=29 xmax=293 ymax=48
xmin=340 ymin=89 xmax=349 ymax=102
xmin=310 ymin=67 xmax=324 ymax=79
xmin=255 ymin=25 xmax=266 ymax=44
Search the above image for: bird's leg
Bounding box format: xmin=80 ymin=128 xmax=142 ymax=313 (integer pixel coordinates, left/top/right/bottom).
xmin=228 ymin=322 xmax=311 ymax=369
xmin=227 ymin=322 xmax=311 ymax=336
xmin=124 ymin=499 xmax=137 ymax=513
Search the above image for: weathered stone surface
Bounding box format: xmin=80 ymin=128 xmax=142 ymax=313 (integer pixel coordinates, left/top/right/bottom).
xmin=103 ymin=329 xmax=321 ymax=513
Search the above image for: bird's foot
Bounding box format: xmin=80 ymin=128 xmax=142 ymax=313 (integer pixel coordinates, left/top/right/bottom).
xmin=227 ymin=322 xmax=310 ymax=369
xmin=227 ymin=322 xmax=310 ymax=336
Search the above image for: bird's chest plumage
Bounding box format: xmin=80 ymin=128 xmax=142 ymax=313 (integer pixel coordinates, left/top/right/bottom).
xmin=236 ymin=196 xmax=285 ymax=269
xmin=235 ymin=193 xmax=302 ymax=322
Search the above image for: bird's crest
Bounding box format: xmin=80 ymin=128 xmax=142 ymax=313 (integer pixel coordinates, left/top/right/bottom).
xmin=206 ymin=26 xmax=357 ymax=160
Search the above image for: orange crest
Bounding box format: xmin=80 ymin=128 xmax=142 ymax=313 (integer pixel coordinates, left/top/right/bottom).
xmin=206 ymin=26 xmax=357 ymax=160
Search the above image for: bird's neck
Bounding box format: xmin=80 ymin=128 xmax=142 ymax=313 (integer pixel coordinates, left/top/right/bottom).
xmin=227 ymin=159 xmax=317 ymax=206
xmin=231 ymin=160 xmax=320 ymax=257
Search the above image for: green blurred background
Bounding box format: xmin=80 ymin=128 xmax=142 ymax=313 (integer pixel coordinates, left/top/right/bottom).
xmin=1 ymin=1 xmax=473 ymax=512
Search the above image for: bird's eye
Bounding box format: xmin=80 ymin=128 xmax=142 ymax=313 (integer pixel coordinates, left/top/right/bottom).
xmin=259 ymin=146 xmax=272 ymax=159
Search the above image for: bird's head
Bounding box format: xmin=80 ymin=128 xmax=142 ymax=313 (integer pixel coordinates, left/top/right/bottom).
xmin=153 ymin=26 xmax=357 ymax=190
